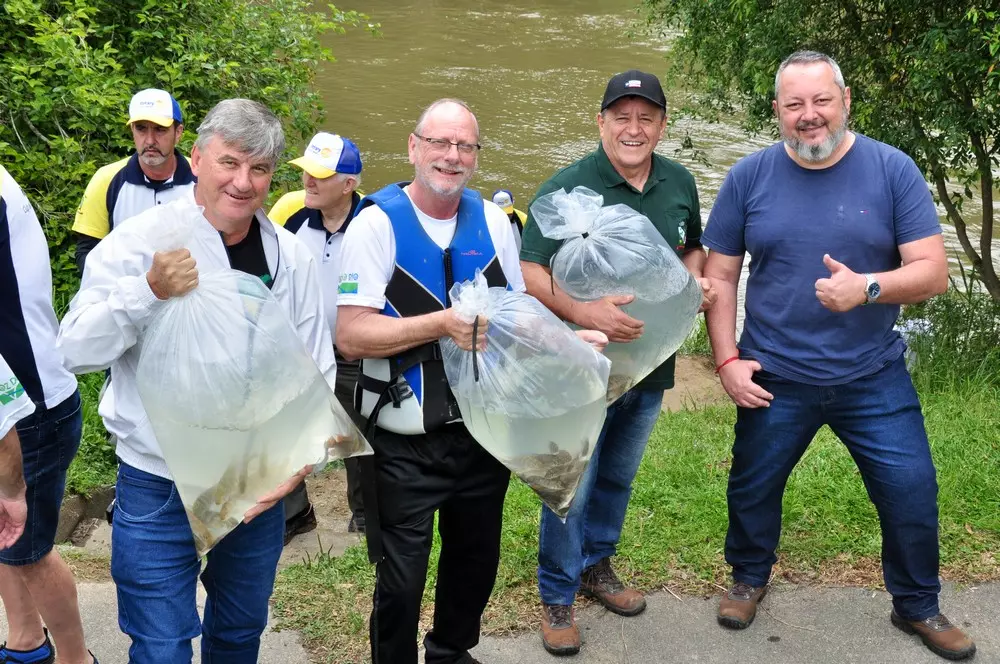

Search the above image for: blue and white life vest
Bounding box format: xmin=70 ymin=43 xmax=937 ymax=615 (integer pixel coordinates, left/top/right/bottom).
xmin=355 ymin=183 xmax=509 ymax=435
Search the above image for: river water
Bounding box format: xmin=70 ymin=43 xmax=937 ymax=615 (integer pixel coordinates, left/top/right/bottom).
xmin=313 ymin=0 xmax=1000 ymax=321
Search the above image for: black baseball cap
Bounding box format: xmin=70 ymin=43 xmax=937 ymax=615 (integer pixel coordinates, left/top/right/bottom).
xmin=600 ymin=70 xmax=667 ymax=112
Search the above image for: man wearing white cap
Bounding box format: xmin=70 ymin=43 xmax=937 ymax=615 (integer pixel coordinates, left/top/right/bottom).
xmin=269 ymin=132 xmax=367 ymax=539
xmin=490 ymin=189 xmax=527 ymax=252
xmin=73 ymin=88 xmax=195 ymax=273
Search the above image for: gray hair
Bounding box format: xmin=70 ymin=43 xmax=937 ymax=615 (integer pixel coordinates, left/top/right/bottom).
xmin=414 ymin=98 xmax=480 ymax=141
xmin=775 ymin=51 xmax=846 ymax=96
xmin=338 ymin=171 xmax=361 ymax=190
xmin=195 ymin=99 xmax=285 ymax=166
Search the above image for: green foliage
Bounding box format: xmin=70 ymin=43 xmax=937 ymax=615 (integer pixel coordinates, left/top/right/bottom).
xmin=901 ymin=263 xmax=1000 ymax=393
xmin=65 ymin=371 xmax=117 ymax=495
xmin=642 ymin=0 xmax=1000 ymax=301
xmin=679 ymin=314 xmax=711 ymax=356
xmin=0 ymin=0 xmax=372 ymax=313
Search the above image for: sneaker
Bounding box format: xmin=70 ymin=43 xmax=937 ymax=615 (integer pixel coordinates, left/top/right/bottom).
xmin=540 ymin=603 xmax=580 ymax=656
xmin=283 ymin=503 xmax=317 ymax=545
xmin=0 ymin=628 xmax=54 ymax=663
xmin=891 ymin=611 xmax=976 ymax=661
xmin=347 ymin=512 xmax=366 ymax=534
xmin=717 ymin=581 xmax=768 ymax=630
xmin=579 ymin=557 xmax=646 ymax=616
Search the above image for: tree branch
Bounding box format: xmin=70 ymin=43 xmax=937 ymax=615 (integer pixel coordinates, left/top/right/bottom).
xmin=20 ymin=114 xmax=53 ymax=148
xmin=962 ymin=89 xmax=999 ymax=296
xmin=7 ymin=110 xmax=29 ymax=153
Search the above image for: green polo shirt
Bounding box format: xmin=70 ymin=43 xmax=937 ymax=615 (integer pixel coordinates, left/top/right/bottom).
xmin=519 ymin=142 xmax=702 ymax=391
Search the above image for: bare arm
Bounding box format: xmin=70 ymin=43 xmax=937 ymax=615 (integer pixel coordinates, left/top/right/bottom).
xmin=815 ymin=235 xmax=949 ymax=312
xmin=704 ymin=250 xmax=773 ymax=408
xmin=336 ymin=305 xmax=485 ymax=361
xmin=704 ymin=251 xmax=742 ymax=365
xmin=878 ymin=235 xmax=949 ymax=303
xmin=521 ymin=261 xmax=589 ymax=326
xmin=683 ymin=247 xmax=717 ymax=312
xmin=0 ymin=427 xmax=27 ymax=548
xmin=521 ymin=260 xmax=643 ymax=343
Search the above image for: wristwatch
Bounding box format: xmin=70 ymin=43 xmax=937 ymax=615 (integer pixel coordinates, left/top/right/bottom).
xmin=863 ymin=273 xmax=881 ymax=305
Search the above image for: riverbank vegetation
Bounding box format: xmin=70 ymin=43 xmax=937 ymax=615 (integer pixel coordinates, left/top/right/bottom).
xmin=641 ymin=0 xmax=1000 ymax=302
xmin=1 ymin=0 xmax=370 ymax=310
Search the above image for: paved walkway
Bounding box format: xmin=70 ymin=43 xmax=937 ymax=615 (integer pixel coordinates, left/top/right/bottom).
xmin=3 ymin=572 xmax=996 ymax=663
xmin=473 ymin=582 xmax=999 ymax=664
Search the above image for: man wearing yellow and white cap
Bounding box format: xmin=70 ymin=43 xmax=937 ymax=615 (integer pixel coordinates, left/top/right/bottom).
xmin=73 ymin=88 xmax=195 ymax=274
xmin=269 ymin=132 xmax=367 ymax=540
xmin=491 ymin=189 xmax=527 ymax=252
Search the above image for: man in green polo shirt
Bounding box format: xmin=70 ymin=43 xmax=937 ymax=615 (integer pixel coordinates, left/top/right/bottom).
xmin=520 ymin=69 xmax=716 ymax=657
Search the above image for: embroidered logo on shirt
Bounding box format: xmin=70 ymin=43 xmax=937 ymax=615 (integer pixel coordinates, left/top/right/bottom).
xmin=338 ymin=281 xmax=359 ymax=295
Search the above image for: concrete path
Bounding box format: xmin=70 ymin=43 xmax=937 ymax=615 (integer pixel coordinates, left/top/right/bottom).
xmin=473 ymin=582 xmax=999 ymax=664
xmin=0 ymin=580 xmax=309 ymax=664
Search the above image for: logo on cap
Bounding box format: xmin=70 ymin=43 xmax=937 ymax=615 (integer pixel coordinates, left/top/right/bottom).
xmin=625 ymin=80 xmax=642 ymax=88
xmin=320 ymin=147 xmax=333 ymax=158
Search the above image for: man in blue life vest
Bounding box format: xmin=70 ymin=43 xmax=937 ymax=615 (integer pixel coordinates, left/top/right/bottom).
xmin=270 ymin=133 xmax=367 ymax=540
xmin=73 ymin=88 xmax=195 ymax=274
xmin=336 ymin=99 xmax=605 ymax=664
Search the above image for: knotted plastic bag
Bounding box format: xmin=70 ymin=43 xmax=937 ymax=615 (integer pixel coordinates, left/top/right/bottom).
xmin=441 ymin=271 xmax=611 ymax=518
xmin=531 ymin=186 xmax=702 ymax=403
xmin=135 ymin=205 xmax=372 ymax=556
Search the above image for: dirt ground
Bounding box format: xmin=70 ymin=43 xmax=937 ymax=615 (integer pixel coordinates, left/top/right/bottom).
xmin=662 ymin=355 xmax=729 ymax=412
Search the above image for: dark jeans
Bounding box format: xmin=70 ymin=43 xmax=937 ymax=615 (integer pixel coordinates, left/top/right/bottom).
xmin=726 ymin=355 xmax=941 ymax=620
xmin=369 ymin=423 xmax=510 ymax=664
xmin=111 ymin=462 xmax=285 ymax=663
xmin=1 ymin=390 xmax=82 ymax=565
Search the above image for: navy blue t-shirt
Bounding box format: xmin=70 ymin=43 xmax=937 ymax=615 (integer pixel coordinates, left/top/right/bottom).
xmin=703 ymin=134 xmax=941 ymax=385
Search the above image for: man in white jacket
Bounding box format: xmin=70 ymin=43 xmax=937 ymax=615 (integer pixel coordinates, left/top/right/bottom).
xmin=57 ymin=99 xmax=335 ymax=664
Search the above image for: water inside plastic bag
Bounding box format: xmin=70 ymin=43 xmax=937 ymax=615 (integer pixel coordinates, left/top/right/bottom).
xmin=137 ymin=270 xmax=371 ymax=555
xmin=442 ymin=273 xmax=610 ymax=517
xmin=531 ymin=186 xmax=702 ymax=402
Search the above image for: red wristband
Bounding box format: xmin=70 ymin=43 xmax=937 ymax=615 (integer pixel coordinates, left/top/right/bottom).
xmin=715 ymin=355 xmax=740 ymax=374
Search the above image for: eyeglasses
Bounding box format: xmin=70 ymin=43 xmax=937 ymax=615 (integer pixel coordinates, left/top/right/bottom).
xmin=412 ymin=133 xmax=481 ymax=155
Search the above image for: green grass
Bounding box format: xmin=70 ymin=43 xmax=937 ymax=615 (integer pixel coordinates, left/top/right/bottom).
xmin=271 ymin=384 xmax=1000 ymax=664
xmin=66 ymin=372 xmax=117 ymax=496
xmin=678 ymin=315 xmax=711 ymax=357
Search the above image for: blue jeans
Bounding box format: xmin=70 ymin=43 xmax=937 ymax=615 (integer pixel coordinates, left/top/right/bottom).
xmin=726 ymin=355 xmax=941 ymax=620
xmin=111 ymin=462 xmax=285 ymax=663
xmin=537 ymin=388 xmax=663 ymax=605
xmin=1 ymin=390 xmax=82 ymax=565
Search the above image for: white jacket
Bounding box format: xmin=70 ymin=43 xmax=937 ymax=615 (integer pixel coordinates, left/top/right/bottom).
xmin=57 ymin=197 xmax=336 ymax=479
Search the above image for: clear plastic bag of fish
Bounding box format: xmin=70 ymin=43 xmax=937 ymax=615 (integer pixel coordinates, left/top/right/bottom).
xmin=135 ymin=265 xmax=371 ymax=556
xmin=531 ymin=186 xmax=702 ymax=403
xmin=441 ymin=271 xmax=611 ymax=518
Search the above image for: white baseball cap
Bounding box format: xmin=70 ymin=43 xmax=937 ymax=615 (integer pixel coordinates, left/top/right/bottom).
xmin=289 ymin=132 xmax=362 ymax=179
xmin=492 ymin=189 xmax=515 ymax=214
xmin=127 ymin=88 xmax=182 ymax=127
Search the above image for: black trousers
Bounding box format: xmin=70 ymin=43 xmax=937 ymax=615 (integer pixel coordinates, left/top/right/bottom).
xmin=369 ymin=423 xmax=510 ymax=664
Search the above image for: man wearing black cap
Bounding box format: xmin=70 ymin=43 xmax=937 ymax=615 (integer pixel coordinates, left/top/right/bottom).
xmin=519 ymin=70 xmax=716 ymax=656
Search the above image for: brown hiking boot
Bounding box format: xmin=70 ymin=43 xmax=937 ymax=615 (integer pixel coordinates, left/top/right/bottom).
xmin=579 ymin=558 xmax=646 ymax=616
xmin=717 ymin=581 xmax=767 ymax=629
xmin=540 ymin=603 xmax=580 ymax=656
xmin=891 ymin=611 xmax=976 ymax=660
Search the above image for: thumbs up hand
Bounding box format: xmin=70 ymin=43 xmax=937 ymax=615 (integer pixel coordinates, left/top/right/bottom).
xmin=815 ymin=254 xmax=867 ymax=312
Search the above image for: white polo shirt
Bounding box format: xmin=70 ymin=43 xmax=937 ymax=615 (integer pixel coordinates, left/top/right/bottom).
xmin=0 ymin=166 xmax=78 ymax=409
xmin=269 ymin=190 xmax=362 ymax=336
xmin=337 ymin=186 xmax=526 ymax=310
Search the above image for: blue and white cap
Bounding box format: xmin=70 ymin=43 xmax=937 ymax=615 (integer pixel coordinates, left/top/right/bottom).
xmin=127 ymin=88 xmax=183 ymax=127
xmin=289 ymin=132 xmax=363 ymax=179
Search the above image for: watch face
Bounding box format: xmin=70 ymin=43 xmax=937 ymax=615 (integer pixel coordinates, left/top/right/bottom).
xmin=867 ymin=282 xmax=881 ymax=300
